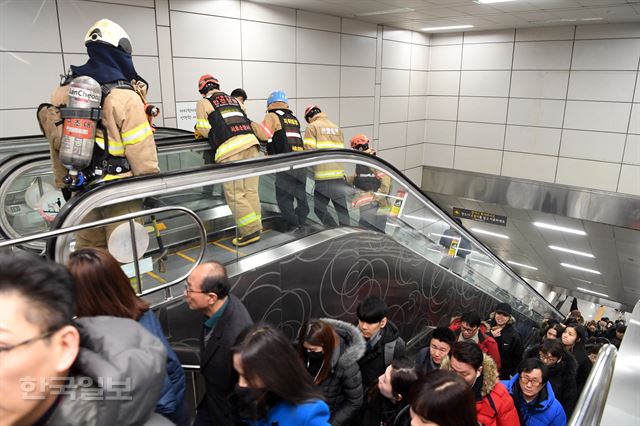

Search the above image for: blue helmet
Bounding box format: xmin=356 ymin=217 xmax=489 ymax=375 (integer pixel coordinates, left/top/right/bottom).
xmin=267 ymin=90 xmax=288 ymax=106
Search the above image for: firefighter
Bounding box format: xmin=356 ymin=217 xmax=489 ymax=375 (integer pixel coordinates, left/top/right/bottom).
xmin=302 ymin=105 xmax=350 ymax=227
xmin=347 ymin=134 xmax=391 ymax=232
xmin=37 ymin=19 xmax=159 ymax=250
xmin=253 ymin=91 xmax=308 ymax=232
xmin=198 ymin=76 xmax=262 ymax=246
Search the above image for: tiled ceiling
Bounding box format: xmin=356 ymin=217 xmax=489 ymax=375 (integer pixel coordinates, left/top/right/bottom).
xmin=252 ymin=0 xmax=640 ymax=32
xmin=429 ymin=193 xmax=640 ymax=311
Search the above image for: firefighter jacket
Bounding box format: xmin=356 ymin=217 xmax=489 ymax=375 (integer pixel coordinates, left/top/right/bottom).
xmin=253 ymin=102 xmax=304 ymax=155
xmin=303 ymin=113 xmax=345 ymax=180
xmin=196 ymin=90 xmax=249 ymax=139
xmin=200 ymin=90 xmax=260 ymax=163
xmin=347 ymin=164 xmax=392 ymax=211
xmin=42 ymin=83 xmax=159 ymax=188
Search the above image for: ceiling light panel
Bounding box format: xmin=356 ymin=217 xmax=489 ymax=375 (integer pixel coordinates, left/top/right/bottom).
xmin=352 ymin=8 xmax=414 ymax=17
xmin=507 ymin=260 xmax=539 ymax=270
xmin=548 ymin=245 xmax=595 ymax=258
xmin=576 ymin=287 xmax=608 ymax=298
xmin=471 ymin=228 xmax=510 ymax=239
xmin=533 ymin=222 xmax=586 ymax=236
xmin=561 ymin=263 xmax=601 ymax=275
xmin=421 ymin=24 xmax=474 ymax=31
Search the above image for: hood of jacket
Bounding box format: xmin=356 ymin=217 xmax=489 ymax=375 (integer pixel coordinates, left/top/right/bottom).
xmin=488 ymin=312 xmax=516 ymax=326
xmin=48 ymin=316 xmax=166 ymax=426
xmin=321 ymin=318 xmax=366 ymax=370
xmin=441 ymin=353 xmax=498 ymax=398
xmin=308 ymin=112 xmax=328 ymax=124
xmin=549 ymin=348 xmax=578 ymax=379
xmin=504 ymin=374 xmax=557 ymax=412
xmin=267 ymin=101 xmax=290 ymax=111
xmin=450 ymin=316 xmax=491 ymax=341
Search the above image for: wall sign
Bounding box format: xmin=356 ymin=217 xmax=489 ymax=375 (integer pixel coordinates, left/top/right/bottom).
xmin=453 ymin=207 xmax=507 ymax=227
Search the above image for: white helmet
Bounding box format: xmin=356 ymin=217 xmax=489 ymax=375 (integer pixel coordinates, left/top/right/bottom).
xmin=84 ymin=19 xmax=132 ymax=54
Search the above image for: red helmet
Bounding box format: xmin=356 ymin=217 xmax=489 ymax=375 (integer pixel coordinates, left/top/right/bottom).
xmin=198 ymin=74 xmax=219 ymax=94
xmin=350 ymin=134 xmax=370 ymax=149
xmin=304 ymin=105 xmax=321 ymax=122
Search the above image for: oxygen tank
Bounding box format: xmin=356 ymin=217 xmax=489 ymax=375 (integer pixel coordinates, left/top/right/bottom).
xmin=59 ymin=76 xmax=102 ymax=177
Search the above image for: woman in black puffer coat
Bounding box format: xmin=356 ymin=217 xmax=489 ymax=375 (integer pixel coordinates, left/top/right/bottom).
xmin=299 ymin=318 xmax=366 ymax=426
xmin=562 ymin=323 xmax=592 ymax=395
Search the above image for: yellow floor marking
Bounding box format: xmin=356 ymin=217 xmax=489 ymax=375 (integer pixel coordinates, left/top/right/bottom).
xmin=146 ymin=271 xmax=167 ymax=284
xmin=176 ymin=251 xmax=196 ymax=263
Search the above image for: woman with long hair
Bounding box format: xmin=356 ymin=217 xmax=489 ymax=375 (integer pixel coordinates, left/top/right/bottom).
xmin=562 ymin=322 xmax=592 ymax=393
xmin=231 ymin=324 xmax=330 ymax=425
xmin=377 ymin=359 xmax=418 ymax=426
xmin=298 ymin=319 xmax=366 ymax=426
xmin=66 ymin=248 xmax=188 ymax=425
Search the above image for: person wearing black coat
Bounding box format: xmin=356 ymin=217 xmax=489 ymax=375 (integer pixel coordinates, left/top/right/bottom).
xmin=562 ymin=323 xmax=592 ymax=396
xmin=487 ymin=303 xmax=524 ymax=380
xmin=524 ymin=338 xmax=578 ymax=418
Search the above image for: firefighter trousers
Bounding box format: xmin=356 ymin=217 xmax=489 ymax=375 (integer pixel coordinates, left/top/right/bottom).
xmin=221 ymin=146 xmax=263 ymax=237
xmin=313 ymin=178 xmax=350 ymax=227
xmin=75 ymin=199 xmax=143 ymax=250
xmin=275 ymin=170 xmax=309 ymax=230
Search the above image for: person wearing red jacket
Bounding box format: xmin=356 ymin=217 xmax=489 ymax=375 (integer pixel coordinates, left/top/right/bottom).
xmin=441 ymin=342 xmax=520 ymax=426
xmin=450 ymin=311 xmax=502 ymax=370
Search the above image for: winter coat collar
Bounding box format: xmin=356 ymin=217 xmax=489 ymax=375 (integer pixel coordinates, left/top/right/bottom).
xmin=505 ymin=374 xmax=557 ymax=412
xmin=441 ymin=353 xmax=499 ymax=398
xmin=267 ymin=101 xmax=290 ymax=111
xmin=321 ymin=318 xmax=366 ymax=370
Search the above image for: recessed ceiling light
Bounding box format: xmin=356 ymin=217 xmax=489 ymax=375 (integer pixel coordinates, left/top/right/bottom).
xmin=470 ymin=258 xmax=493 ymax=266
xmin=403 ymin=215 xmax=438 ymax=223
xmin=475 ymin=0 xmax=514 ymax=3
xmin=507 ymin=260 xmax=538 ymax=270
xmin=533 ymin=222 xmax=586 ymax=236
xmin=576 ymin=287 xmax=608 ymax=298
xmin=561 ymin=263 xmax=601 ymax=275
xmin=421 ymin=24 xmax=474 ymax=32
xmin=352 ymin=8 xmax=414 ymax=17
xmin=549 ymin=245 xmax=595 ymax=258
xmin=471 ymin=228 xmax=509 ymax=239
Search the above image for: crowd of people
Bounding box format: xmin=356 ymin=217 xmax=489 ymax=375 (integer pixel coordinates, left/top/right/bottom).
xmin=1 ymin=247 xmax=628 ymax=426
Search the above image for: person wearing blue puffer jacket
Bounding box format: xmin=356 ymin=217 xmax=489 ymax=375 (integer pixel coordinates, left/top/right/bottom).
xmin=232 ymin=324 xmax=330 ymax=426
xmin=502 ymin=358 xmax=567 ymax=426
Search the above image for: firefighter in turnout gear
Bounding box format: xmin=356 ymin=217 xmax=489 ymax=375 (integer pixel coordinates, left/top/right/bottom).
xmin=37 ymin=19 xmax=159 ymax=250
xmin=253 ymin=91 xmax=309 ymax=232
xmin=197 ymin=75 xmax=262 ymax=246
xmin=347 ymin=134 xmax=391 ymax=232
xmin=302 ymin=105 xmax=350 ymax=227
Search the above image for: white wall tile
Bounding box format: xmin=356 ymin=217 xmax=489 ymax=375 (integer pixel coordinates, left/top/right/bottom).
xmin=636 ymin=74 xmax=640 ymax=103
xmin=380 ymin=146 xmax=406 ymax=170
xmin=408 ymin=97 xmax=428 ymax=121
xmin=628 ymin=104 xmax=640 ymax=134
xmin=381 ymin=69 xmax=411 ymax=96
xmin=380 ymin=97 xmax=409 ymax=123
xmin=89 ymin=0 xmax=154 ymax=6
xmin=618 ymin=165 xmax=640 ymax=196
xmin=510 ymin=71 xmax=569 ymax=99
xmin=513 ymin=41 xmax=572 ymax=70
xmin=564 ymin=101 xmax=631 ymax=133
xmin=460 ymin=71 xmax=511 ymax=97
xmin=0 ymin=0 xmax=60 ymax=52
xmin=379 ymin=122 xmax=407 ymax=150
xmin=501 ymin=152 xmax=557 ymax=183
xmin=243 ymin=61 xmax=296 ymax=100
xmin=58 ymin=0 xmax=157 ymax=55
xmin=297 ymin=28 xmax=340 ymax=65
xmin=515 ymin=26 xmax=575 ymax=42
xmin=341 ymin=19 xmax=377 ymax=38
xmin=0 ymin=53 xmax=63 ymax=109
xmin=560 ymin=130 xmax=626 ymax=163
xmin=454 ymin=146 xmax=502 ymax=174
xmin=457 ymin=122 xmax=505 ymax=150
xmin=575 ymin=23 xmax=640 ymax=40
xmin=341 ymin=34 xmax=377 ymax=67
xmin=430 ymin=33 xmax=463 ymax=46
xmin=342 ymin=125 xmax=374 ymax=148
xmin=340 ymin=97 xmax=375 ymax=127
xmin=504 ymin=125 xmax=561 ymax=156
xmin=411 ymin=44 xmax=430 ymax=71
xmin=340 ymin=67 xmax=375 ymax=97
xmin=240 ymin=1 xmax=295 ymax=25
xmin=426 ymin=120 xmax=456 ymax=145
xmin=157 ymin=26 xmax=175 ymax=117
xmin=556 ymin=158 xmax=620 ymax=192
xmin=424 ymin=143 xmax=454 ymax=168
xmin=383 ymin=27 xmax=412 ymax=43
xmin=170 ymin=0 xmax=239 ymax=17
xmin=462 ymin=43 xmax=513 ymax=70
xmin=173 ymin=58 xmax=242 ymax=102
xmin=297 ymin=98 xmax=339 ymax=127
xmin=429 ymin=45 xmax=462 ymax=71
xmin=172 ymin=12 xmax=240 ymax=59
xmin=156 ymin=0 xmax=170 ymax=25
xmin=241 ymin=21 xmax=295 ymax=62
xmin=428 ymin=71 xmax=460 ymax=96
xmin=296 ymin=65 xmax=340 ymax=98
xmin=458 ymin=97 xmax=508 ymax=124
xmin=405 ymin=144 xmax=425 ymax=169
xmin=623 ymin=135 xmax=640 ymax=165
xmin=297 ymin=10 xmax=340 ymax=32
xmin=507 ymin=98 xmax=565 ymax=128
xmin=382 ymin=40 xmax=412 ymax=70
xmin=568 ymin=71 xmax=637 ymax=102
xmin=464 ymin=29 xmax=514 ymax=44
xmin=409 ymin=71 xmax=429 ymax=96
xmin=412 ymin=31 xmax=430 ymax=46
xmin=572 ymin=39 xmax=640 ymax=71
xmin=404 ymin=167 xmax=423 ymax=184
xmin=407 ymin=120 xmax=426 ymax=144
xmin=426 ymin=97 xmax=458 ymax=121
xmin=0 ymin=109 xmax=40 ymax=138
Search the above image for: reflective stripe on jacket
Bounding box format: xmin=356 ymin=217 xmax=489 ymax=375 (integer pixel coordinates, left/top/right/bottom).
xmin=302 ymin=113 xmax=345 ymax=180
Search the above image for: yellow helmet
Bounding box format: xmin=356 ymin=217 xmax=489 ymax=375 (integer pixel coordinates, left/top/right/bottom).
xmin=84 ymin=19 xmax=132 ymax=54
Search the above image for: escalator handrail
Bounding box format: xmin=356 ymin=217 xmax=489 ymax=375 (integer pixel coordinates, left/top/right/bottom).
xmin=48 ymin=149 xmax=563 ymax=319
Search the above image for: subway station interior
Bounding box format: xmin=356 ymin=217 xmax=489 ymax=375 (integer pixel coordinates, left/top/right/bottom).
xmin=1 ymin=1 xmax=639 ymax=425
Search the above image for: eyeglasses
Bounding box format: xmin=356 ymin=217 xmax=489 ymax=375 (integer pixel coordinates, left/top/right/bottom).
xmin=0 ymin=329 xmax=55 ymax=354
xmin=519 ymin=374 xmax=543 ymax=387
xmin=183 ymin=283 xmax=206 ymax=294
xmin=460 ymin=324 xmax=478 ymax=334
xmin=539 ymin=352 xmax=559 ymax=364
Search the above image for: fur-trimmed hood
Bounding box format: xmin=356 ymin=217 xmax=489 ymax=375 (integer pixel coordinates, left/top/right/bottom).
xmin=488 ymin=312 xmax=516 ymax=326
xmin=441 ymin=352 xmax=499 ymax=397
xmin=321 ymin=317 xmax=366 ymax=369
